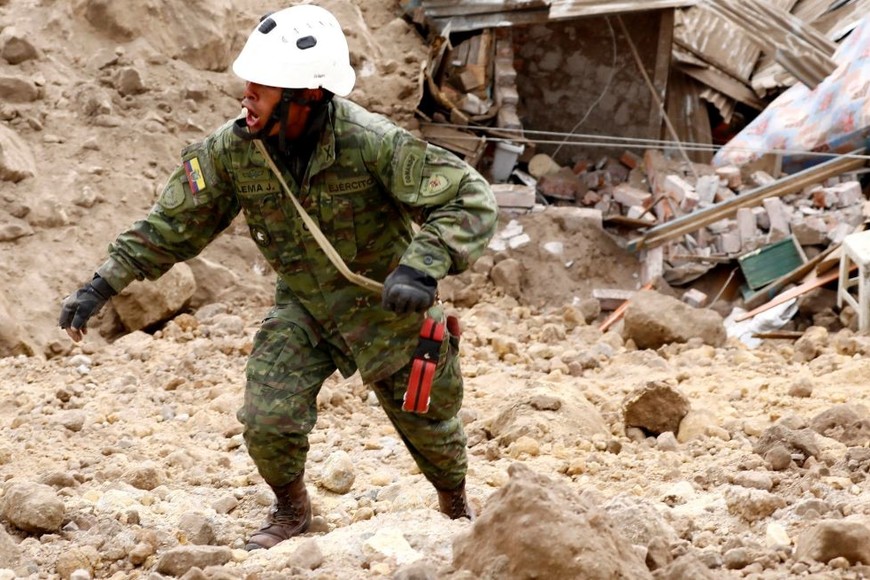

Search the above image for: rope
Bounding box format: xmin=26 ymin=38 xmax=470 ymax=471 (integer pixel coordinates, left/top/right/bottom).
xmin=253 ymin=139 xmax=385 ymax=294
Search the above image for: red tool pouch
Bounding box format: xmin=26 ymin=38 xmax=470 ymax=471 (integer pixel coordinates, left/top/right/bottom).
xmin=403 ymin=316 xmax=446 ymax=413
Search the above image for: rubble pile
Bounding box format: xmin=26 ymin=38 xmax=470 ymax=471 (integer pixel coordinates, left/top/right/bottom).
xmin=494 ymin=149 xmax=869 ymax=292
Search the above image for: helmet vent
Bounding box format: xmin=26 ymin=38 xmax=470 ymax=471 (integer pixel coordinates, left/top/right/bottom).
xmin=296 ymin=35 xmax=317 ymax=50
xmin=258 ymin=17 xmax=277 ymax=34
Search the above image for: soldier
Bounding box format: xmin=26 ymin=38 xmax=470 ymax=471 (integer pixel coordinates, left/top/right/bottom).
xmin=58 ymin=4 xmax=497 ymax=551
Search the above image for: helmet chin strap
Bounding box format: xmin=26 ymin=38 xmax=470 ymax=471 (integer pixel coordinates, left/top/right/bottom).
xmin=276 ymin=90 xmax=294 ymax=153
xmin=233 ymin=88 xmax=333 ymax=149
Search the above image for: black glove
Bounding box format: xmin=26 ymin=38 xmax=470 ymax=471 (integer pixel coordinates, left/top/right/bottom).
xmin=382 ymin=265 xmax=437 ymax=315
xmin=59 ymin=274 xmax=117 ymax=338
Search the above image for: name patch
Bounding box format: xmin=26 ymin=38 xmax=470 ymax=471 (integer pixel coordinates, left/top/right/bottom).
xmin=237 ymin=182 xmax=278 ymax=195
xmin=327 ymin=176 xmax=375 ymax=194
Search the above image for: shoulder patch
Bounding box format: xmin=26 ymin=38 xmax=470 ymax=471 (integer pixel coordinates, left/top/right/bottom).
xmin=402 ymin=151 xmax=422 ymax=188
xmin=422 ymin=172 xmax=451 ymax=197
xmin=159 ymin=179 xmax=186 ymax=210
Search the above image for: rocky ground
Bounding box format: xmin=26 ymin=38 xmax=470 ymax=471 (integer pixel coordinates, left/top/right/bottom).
xmin=2 ymin=0 xmax=870 ymax=579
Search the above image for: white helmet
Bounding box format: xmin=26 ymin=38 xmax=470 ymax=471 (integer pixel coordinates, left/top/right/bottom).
xmin=232 ymin=4 xmax=356 ymax=96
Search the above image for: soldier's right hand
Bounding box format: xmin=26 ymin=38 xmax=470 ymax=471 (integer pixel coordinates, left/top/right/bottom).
xmin=58 ymin=274 xmax=117 ymax=342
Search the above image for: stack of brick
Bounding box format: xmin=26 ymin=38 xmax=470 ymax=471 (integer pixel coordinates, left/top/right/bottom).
xmin=506 ymin=148 xmax=868 ymax=285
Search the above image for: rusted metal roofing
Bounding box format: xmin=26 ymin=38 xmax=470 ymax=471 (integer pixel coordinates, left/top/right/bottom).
xmin=420 ymin=0 xmax=698 ymax=32
xmin=548 ymin=0 xmax=697 ymax=18
xmin=675 ymin=0 xmax=799 ymax=85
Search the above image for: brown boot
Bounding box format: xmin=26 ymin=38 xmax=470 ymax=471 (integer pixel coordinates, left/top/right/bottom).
xmin=246 ymin=471 xmax=312 ymax=550
xmin=436 ymin=479 xmax=475 ymax=520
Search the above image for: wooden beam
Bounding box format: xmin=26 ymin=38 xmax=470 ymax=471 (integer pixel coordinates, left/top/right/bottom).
xmin=649 ymin=9 xmax=674 ymax=139
xmin=627 ymin=151 xmax=867 ymax=252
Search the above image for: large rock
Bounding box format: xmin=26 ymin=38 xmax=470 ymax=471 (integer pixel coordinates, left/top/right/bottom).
xmin=622 ymin=290 xmax=726 ymax=349
xmin=623 ymin=380 xmax=690 ymax=436
xmin=452 ymin=463 xmax=652 ymax=579
xmin=111 ymin=263 xmax=196 ymax=331
xmin=0 ymin=124 xmax=36 ymax=183
xmin=0 ymin=292 xmax=33 ymax=357
xmin=486 ymin=380 xmax=609 ymax=446
xmin=72 ymin=0 xmax=235 ymax=71
xmin=1 ymin=482 xmax=65 ymax=534
xmin=794 ymin=519 xmax=870 ymax=565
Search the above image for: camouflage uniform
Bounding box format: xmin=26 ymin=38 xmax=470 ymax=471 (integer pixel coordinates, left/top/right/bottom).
xmin=96 ymin=97 xmax=498 ymax=491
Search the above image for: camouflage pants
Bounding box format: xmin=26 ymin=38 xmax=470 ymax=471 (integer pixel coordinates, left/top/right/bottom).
xmin=236 ymin=305 xmax=468 ymax=491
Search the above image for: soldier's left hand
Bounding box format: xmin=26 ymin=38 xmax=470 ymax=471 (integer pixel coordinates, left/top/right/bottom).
xmin=382 ymin=265 xmax=436 ymax=314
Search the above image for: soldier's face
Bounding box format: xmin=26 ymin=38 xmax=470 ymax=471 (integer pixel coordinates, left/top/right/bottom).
xmin=242 ymin=82 xmax=283 ymax=133
xmin=242 ymin=82 xmax=314 ymax=140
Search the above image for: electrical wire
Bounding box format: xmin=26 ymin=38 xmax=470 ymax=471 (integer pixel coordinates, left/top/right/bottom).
xmin=418 ymin=121 xmax=870 ymax=161
xmin=550 ymin=16 xmax=618 ymax=160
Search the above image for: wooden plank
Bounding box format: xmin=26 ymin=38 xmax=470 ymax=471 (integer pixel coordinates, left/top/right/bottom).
xmin=420 ymin=124 xmax=486 ymax=160
xmin=734 ymin=266 xmax=847 ymax=322
xmin=428 ymin=11 xmax=549 ymax=33
xmin=423 ymin=0 xmax=545 ymax=17
xmin=752 ymin=330 xmax=804 ymax=340
xmin=666 ymin=68 xmax=714 ymax=164
xmin=599 ymin=282 xmax=654 ymax=332
xmin=649 ymin=9 xmax=674 ymax=141
xmin=678 ymin=63 xmax=765 ymax=110
xmin=549 ymin=0 xmax=696 ymax=19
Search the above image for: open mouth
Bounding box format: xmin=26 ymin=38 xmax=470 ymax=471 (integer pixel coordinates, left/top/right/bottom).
xmin=245 ymin=108 xmax=260 ymax=128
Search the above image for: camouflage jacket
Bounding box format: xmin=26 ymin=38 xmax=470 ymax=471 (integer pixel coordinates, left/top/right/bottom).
xmin=96 ymin=97 xmax=497 ymax=382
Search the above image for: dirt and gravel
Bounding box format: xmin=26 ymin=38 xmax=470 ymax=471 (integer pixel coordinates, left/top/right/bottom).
xmin=2 ymin=1 xmax=870 ymax=579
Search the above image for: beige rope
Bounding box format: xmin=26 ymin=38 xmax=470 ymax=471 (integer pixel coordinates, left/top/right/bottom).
xmin=253 ymin=139 xmax=384 ymax=294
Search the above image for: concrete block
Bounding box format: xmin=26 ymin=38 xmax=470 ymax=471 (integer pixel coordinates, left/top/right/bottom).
xmin=641 ymin=246 xmax=664 ymax=285
xmin=680 ymin=189 xmax=699 ymax=212
xmin=763 ymin=197 xmax=791 ymax=236
xmin=719 ymin=230 xmax=742 ymax=254
xmin=695 ymin=174 xmax=719 ymax=204
xmin=592 ymin=288 xmax=635 ymax=311
xmin=494 ymin=56 xmax=516 ymax=87
xmin=663 ymin=174 xmax=693 ymax=202
xmin=551 ymin=207 xmax=603 ymax=232
xmin=612 ymin=183 xmax=652 ymax=208
xmin=715 ymin=165 xmax=742 ymax=189
xmin=626 ymin=205 xmax=655 ymax=222
xmin=681 ymin=288 xmax=708 ymax=308
xmin=829 ymin=180 xmax=863 ymax=207
xmin=792 ymin=216 xmax=828 ymax=246
xmin=491 ymin=184 xmax=535 ymax=209
xmin=812 ymin=188 xmax=838 ymax=209
xmin=495 ymin=84 xmax=519 ymax=106
xmin=497 ymin=105 xmax=522 ymax=130
xmin=736 ymin=207 xmax=758 ymax=249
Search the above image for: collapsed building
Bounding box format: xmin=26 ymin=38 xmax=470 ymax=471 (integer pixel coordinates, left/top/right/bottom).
xmin=402 ymin=0 xmax=870 ymax=332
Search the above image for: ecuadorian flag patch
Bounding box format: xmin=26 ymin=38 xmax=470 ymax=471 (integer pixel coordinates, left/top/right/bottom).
xmin=183 ymin=157 xmax=207 ymax=194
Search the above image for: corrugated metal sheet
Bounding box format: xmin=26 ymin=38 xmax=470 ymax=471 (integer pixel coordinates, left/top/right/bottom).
xmin=421 ymin=0 xmax=697 ymax=32
xmin=751 ymin=0 xmax=870 ymax=95
xmin=548 ymin=0 xmax=696 ymax=18
xmin=422 ymin=0 xmax=546 ymax=18
xmin=675 ymin=0 xmax=799 ymax=84
xmin=804 ymin=0 xmax=870 ymax=38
